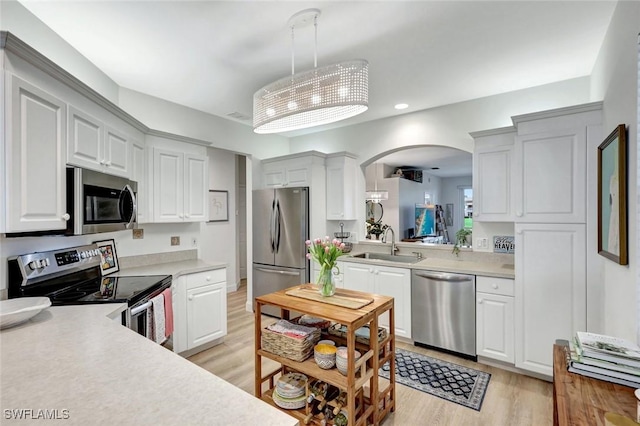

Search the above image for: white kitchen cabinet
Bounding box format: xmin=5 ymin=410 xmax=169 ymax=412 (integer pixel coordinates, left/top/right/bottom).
xmin=511 ymin=104 xmax=601 ymax=224
xmin=4 ymin=74 xmax=68 ymax=232
xmin=476 ymin=276 xmax=515 ymax=363
xmin=514 ymin=223 xmax=586 ymax=377
xmin=173 ymin=268 xmax=227 ymax=355
xmin=67 ymin=105 xmax=130 ymax=178
xmin=261 ymin=151 xmax=325 ymax=188
xmin=152 ymin=148 xmax=207 ymax=222
xmin=131 ymin=139 xmax=147 ymax=222
xmin=325 ymin=153 xmax=358 ymax=220
xmin=471 ymin=127 xmax=516 ymax=222
xmin=343 ymin=262 xmax=411 ymax=339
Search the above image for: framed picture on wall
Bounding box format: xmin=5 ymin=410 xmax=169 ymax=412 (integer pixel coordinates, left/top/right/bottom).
xmin=597 ymin=124 xmax=627 ymax=265
xmin=208 ymin=190 xmax=229 ymax=222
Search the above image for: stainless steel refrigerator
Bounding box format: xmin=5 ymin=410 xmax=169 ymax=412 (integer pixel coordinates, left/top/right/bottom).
xmin=252 ymin=187 xmax=309 ymax=316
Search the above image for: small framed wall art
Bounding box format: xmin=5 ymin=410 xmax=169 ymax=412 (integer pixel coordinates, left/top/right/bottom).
xmin=597 ymin=124 xmax=627 ymax=265
xmin=208 ymin=190 xmax=229 ymax=222
xmin=95 ymin=239 xmax=120 ymax=276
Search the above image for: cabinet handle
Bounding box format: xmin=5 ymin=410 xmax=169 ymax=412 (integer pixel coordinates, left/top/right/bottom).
xmin=492 ymin=284 xmax=498 ymax=289
xmin=478 ymin=299 xmax=483 ymax=304
xmin=62 ymin=213 xmax=71 ymax=221
xmin=188 ymin=295 xmax=194 ymax=301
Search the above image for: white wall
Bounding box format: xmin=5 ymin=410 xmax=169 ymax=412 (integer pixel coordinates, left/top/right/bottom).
xmin=199 ymin=148 xmax=238 ymax=291
xmin=119 ymin=88 xmax=290 ymax=160
xmin=589 ymin=1 xmax=640 ymax=342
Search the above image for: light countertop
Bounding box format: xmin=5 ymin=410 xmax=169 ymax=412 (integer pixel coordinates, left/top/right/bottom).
xmin=342 ymin=253 xmax=515 ymax=279
xmin=0 ymin=304 xmax=297 ymax=425
xmin=115 ymin=259 xmax=227 ymax=278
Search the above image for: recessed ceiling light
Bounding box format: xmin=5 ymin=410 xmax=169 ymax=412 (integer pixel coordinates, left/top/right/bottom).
xmin=394 ymin=103 xmax=409 ymax=110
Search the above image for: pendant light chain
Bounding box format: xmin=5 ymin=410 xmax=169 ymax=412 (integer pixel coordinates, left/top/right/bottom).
xmin=314 ymin=14 xmax=318 ymax=68
xmin=291 ymin=25 xmax=295 ymax=76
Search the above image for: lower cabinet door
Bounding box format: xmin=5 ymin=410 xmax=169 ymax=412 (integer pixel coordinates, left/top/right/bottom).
xmin=187 ymin=282 xmax=227 ymax=349
xmin=476 ymin=292 xmax=514 ymax=363
xmin=375 ymin=266 xmax=411 ymax=339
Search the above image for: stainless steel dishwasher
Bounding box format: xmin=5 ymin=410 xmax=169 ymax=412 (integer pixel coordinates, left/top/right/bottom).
xmin=411 ymin=270 xmax=476 ymax=359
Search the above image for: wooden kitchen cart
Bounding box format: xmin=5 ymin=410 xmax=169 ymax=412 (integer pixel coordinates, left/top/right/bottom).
xmin=255 ymin=285 xmax=396 ymax=426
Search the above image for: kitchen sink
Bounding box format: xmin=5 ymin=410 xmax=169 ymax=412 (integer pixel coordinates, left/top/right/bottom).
xmin=350 ymin=252 xmax=422 ymax=264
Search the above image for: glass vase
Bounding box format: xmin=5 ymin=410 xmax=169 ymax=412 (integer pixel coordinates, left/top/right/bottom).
xmin=317 ymin=266 xmax=336 ymax=297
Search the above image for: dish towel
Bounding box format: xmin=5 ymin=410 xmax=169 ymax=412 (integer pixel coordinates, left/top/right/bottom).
xmin=162 ymin=288 xmax=174 ymax=338
xmin=150 ymin=293 xmax=167 ymax=344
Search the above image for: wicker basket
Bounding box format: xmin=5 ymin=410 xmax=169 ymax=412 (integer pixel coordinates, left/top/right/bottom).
xmin=328 ymin=324 xmax=388 ymax=345
xmin=262 ymin=321 xmax=321 ymax=362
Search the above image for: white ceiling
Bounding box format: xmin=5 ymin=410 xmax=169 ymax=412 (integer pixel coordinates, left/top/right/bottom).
xmin=18 ymin=0 xmax=616 ymax=139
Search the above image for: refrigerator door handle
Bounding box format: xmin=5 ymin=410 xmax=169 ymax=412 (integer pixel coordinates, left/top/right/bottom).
xmin=256 ymin=267 xmax=300 ymax=276
xmin=275 ymin=200 xmax=282 ymax=253
xmin=269 ymin=199 xmax=275 ymax=253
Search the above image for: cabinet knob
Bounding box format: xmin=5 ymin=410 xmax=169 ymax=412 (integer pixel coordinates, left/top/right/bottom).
xmin=516 ymin=229 xmax=522 ymax=235
xmin=206 ymin=276 xmax=211 ymax=281
xmin=185 ymin=214 xmax=190 ymax=218
xmin=369 ymin=269 xmax=374 ymax=274
xmin=188 ymin=295 xmax=194 ymax=301
xmin=474 ymin=212 xmax=479 ymax=218
xmin=179 ymin=214 xmax=184 ymax=219
xmin=492 ymin=284 xmax=498 ymax=289
xmin=62 ymin=213 xmax=71 ymax=221
xmin=374 ymin=270 xmax=379 ymax=275
xmin=105 ymin=161 xmax=112 ymax=167
xmin=516 ymin=211 xmax=523 ymax=217
xmin=100 ymin=159 xmax=105 ymax=165
xmin=478 ymin=299 xmax=484 ymax=304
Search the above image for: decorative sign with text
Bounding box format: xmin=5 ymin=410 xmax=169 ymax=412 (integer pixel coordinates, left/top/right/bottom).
xmin=493 ymin=236 xmax=515 ymax=254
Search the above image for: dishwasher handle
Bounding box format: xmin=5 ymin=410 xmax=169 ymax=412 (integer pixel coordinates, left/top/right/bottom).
xmin=414 ymin=271 xmax=473 ymax=282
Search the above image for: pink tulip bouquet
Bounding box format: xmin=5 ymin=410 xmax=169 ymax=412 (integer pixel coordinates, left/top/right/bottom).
xmin=306 ymin=237 xmax=345 ymax=296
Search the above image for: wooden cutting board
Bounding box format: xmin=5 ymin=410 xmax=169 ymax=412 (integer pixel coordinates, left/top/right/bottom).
xmin=285 ymin=287 xmax=373 ymax=309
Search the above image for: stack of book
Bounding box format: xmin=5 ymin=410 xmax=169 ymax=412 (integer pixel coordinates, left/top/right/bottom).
xmin=565 ymin=331 xmax=640 ymax=388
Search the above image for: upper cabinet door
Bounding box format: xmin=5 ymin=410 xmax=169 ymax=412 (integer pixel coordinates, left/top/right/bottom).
xmin=67 ymin=105 xmax=103 ymax=170
xmin=513 ymin=129 xmax=586 ymax=223
xmin=326 ymin=155 xmax=358 ymax=221
xmin=153 ymin=148 xmax=184 ymax=222
xmin=5 ymin=74 xmax=68 ymax=232
xmin=473 ymin=144 xmax=514 ymax=222
xmin=104 ymin=126 xmax=129 ymax=178
xmin=184 ymin=154 xmax=207 ymax=222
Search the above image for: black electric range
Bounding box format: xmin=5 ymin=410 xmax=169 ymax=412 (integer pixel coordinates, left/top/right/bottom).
xmin=7 ymin=243 xmax=172 ymax=334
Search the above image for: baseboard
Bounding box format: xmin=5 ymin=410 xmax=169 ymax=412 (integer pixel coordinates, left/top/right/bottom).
xmin=477 ymin=356 xmax=552 ymax=382
xmin=227 ymin=279 xmax=239 ymax=293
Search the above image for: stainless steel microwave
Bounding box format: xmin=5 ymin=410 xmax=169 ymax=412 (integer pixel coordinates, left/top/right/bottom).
xmin=67 ymin=167 xmax=138 ymax=235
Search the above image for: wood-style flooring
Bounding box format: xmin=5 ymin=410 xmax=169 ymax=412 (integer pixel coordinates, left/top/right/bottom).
xmin=188 ymin=281 xmax=553 ymax=425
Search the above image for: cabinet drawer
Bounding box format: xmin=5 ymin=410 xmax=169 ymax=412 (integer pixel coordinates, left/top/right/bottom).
xmin=476 ymin=276 xmax=514 ymax=296
xmin=186 ymin=268 xmax=226 ymax=290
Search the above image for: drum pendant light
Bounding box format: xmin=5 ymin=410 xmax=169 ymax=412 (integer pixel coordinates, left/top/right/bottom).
xmin=253 ymin=9 xmax=369 ymax=134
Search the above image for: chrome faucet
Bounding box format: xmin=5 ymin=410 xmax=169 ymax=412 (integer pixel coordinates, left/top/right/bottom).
xmin=381 ymin=226 xmax=399 ymax=255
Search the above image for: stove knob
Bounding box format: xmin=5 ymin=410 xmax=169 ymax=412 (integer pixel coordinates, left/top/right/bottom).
xmin=28 ymin=261 xmax=37 ymax=270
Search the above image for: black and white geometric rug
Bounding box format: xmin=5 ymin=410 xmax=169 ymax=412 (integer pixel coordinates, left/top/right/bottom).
xmin=379 ymin=348 xmax=491 ymax=411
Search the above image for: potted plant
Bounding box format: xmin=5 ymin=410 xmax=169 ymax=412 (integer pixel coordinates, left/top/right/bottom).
xmin=452 ymin=228 xmax=472 ymax=256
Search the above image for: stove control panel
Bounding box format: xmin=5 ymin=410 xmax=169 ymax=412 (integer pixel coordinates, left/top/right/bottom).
xmin=10 ymin=243 xmax=103 ymax=285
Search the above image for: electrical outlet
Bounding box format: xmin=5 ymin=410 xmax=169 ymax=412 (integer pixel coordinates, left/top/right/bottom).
xmin=132 ymin=229 xmax=144 ymax=239
xmin=171 ymin=236 xmax=180 ymax=246
xmin=476 ymin=238 xmax=488 ymax=248
xmin=191 ymin=237 xmax=197 ymax=247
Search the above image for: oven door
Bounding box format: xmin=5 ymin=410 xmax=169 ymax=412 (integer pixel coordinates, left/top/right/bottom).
xmin=126 ymin=280 xmax=172 ymax=340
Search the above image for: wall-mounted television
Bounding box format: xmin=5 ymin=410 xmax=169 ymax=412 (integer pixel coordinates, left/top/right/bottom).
xmin=415 ymin=204 xmax=435 ymax=237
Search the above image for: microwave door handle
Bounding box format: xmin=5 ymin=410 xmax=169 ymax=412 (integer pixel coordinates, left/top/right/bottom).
xmin=120 ymin=184 xmax=137 ymax=229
